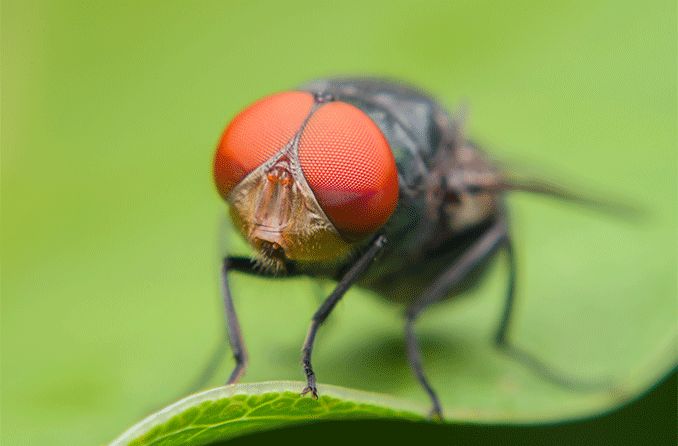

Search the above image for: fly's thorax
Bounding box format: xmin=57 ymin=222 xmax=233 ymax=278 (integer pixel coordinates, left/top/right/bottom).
xmin=227 ymin=158 xmax=353 ymax=271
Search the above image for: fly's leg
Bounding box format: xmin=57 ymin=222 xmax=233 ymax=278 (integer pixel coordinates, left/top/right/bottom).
xmin=406 ymin=220 xmax=508 ymax=419
xmin=187 ymin=256 xmax=302 ymax=392
xmin=404 ymin=318 xmax=443 ymax=418
xmin=494 ymin=237 xmax=516 ymax=347
xmin=221 ymin=257 xmax=249 ymax=384
xmin=300 ymin=235 xmax=387 ymax=399
xmin=494 ymin=240 xmax=609 ymax=391
xmin=222 ymin=256 xmax=303 ymax=384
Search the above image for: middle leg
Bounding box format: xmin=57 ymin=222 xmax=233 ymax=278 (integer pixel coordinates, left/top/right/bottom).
xmin=405 ymin=219 xmax=508 ymax=418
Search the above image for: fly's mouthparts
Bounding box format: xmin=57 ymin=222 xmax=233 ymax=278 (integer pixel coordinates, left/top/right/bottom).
xmin=256 ymin=238 xmax=287 ymax=260
xmin=251 ymin=224 xmax=289 ymax=260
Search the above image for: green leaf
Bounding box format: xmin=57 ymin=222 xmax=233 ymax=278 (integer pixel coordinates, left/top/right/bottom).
xmin=112 ymin=344 xmax=675 ymax=446
xmin=110 ymin=381 xmax=427 ymax=446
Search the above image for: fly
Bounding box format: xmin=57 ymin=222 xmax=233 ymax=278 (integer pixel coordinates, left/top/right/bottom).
xmin=209 ymin=78 xmax=626 ymax=418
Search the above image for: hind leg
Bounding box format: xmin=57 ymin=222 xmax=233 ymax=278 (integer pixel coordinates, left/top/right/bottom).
xmin=494 ymin=238 xmax=609 ymax=391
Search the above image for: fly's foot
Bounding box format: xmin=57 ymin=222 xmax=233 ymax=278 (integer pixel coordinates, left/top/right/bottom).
xmin=301 ymin=360 xmax=318 ymax=399
xmin=300 ymin=384 xmax=319 ymax=399
xmin=428 ymin=405 xmax=444 ymax=421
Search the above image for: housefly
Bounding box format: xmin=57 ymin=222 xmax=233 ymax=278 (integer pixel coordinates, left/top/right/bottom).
xmin=210 ymin=78 xmax=620 ymax=417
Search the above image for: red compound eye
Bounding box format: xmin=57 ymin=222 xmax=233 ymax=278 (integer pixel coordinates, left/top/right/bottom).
xmin=299 ymin=101 xmax=399 ymax=238
xmin=214 ymin=91 xmax=314 ymax=198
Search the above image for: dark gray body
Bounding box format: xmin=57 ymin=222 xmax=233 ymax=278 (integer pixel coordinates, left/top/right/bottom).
xmin=301 ymin=78 xmax=503 ymax=303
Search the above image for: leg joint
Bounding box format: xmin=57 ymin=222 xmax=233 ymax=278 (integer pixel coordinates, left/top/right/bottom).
xmin=232 ymin=350 xmax=248 ymax=365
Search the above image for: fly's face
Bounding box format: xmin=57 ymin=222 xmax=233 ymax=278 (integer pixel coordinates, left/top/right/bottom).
xmin=225 ymin=153 xmax=351 ymax=268
xmin=213 ymin=91 xmax=399 ymax=271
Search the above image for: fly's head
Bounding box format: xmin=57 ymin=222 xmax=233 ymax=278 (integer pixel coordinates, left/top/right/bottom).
xmin=213 ymin=91 xmax=399 ymax=272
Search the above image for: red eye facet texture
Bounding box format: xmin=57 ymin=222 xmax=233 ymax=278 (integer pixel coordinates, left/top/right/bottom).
xmin=299 ymin=101 xmax=399 ymax=237
xmin=214 ymin=91 xmax=314 ymax=198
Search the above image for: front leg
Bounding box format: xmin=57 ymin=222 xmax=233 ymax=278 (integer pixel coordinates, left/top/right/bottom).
xmin=221 ymin=257 xmax=249 ymax=384
xmin=220 ymin=256 xmax=302 ymax=385
xmin=300 ymin=235 xmax=388 ymax=398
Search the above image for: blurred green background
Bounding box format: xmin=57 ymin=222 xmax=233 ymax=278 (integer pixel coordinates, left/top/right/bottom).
xmin=2 ymin=1 xmax=675 ymax=445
